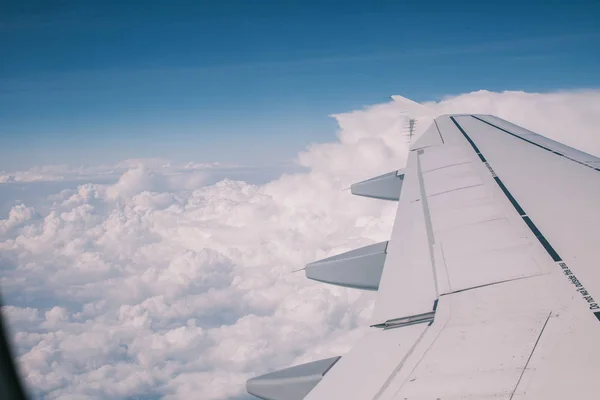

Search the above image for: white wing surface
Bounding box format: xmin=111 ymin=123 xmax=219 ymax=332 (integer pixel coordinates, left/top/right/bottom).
xmin=247 ymin=114 xmax=600 ymax=400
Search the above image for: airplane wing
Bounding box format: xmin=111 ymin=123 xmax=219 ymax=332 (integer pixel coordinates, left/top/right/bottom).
xmin=246 ymin=114 xmax=600 ymax=400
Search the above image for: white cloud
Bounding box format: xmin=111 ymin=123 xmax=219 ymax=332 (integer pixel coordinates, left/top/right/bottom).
xmin=0 ymin=159 xmax=229 ymax=185
xmin=1 ymin=90 xmax=600 ymax=399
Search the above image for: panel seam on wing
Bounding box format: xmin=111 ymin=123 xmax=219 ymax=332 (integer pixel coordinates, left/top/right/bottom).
xmin=509 ymin=312 xmax=553 ymax=400
xmin=439 ymin=274 xmax=546 ymax=297
xmin=421 ymin=160 xmax=473 ymax=174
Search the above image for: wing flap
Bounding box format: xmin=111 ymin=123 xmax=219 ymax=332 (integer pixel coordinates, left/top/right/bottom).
xmin=379 ymin=276 xmax=558 ymax=400
xmin=304 ymin=323 xmax=429 ymax=400
xmin=420 ymin=117 xmax=553 ymax=295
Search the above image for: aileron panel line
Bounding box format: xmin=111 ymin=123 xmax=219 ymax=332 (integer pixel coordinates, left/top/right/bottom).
xmin=450 ymin=116 xmax=600 ymax=321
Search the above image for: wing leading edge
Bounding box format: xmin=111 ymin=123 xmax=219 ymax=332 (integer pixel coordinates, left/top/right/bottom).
xmin=247 ymin=114 xmax=600 ymax=400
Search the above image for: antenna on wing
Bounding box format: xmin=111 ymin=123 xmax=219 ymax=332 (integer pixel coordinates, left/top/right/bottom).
xmin=403 ymin=118 xmax=417 ymax=143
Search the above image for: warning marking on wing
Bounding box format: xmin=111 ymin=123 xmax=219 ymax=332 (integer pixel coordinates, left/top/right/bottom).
xmin=484 ymin=162 xmax=496 ymax=177
xmin=559 ymin=262 xmax=599 ymax=310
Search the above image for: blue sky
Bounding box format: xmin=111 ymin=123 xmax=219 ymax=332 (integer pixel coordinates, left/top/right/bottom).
xmin=2 ymin=0 xmax=599 ymax=170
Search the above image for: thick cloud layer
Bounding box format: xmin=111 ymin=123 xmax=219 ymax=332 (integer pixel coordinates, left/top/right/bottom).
xmin=1 ymin=90 xmax=599 ymax=399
